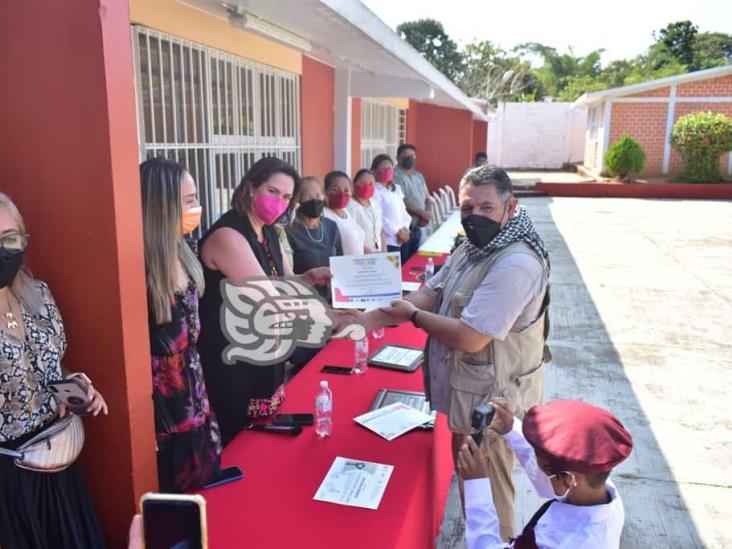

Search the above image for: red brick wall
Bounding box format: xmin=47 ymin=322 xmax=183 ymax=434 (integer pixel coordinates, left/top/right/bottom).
xmin=624 ymin=86 xmax=671 ymax=98
xmin=669 ymin=102 xmax=732 ymax=176
xmin=609 ymin=102 xmax=669 ymax=175
xmin=300 ymin=55 xmax=334 ymax=180
xmin=677 ymin=74 xmax=732 ymax=97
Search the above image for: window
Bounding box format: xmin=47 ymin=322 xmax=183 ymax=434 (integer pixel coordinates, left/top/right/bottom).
xmin=360 ymin=99 xmax=405 ymax=169
xmin=132 ymin=26 xmax=301 ymax=232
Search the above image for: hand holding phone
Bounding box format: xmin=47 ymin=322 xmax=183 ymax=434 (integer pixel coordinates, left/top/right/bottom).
xmin=470 ymin=404 xmax=495 ymax=447
xmin=140 ymin=493 xmax=207 ymax=549
xmin=48 ymin=379 xmax=93 ymax=415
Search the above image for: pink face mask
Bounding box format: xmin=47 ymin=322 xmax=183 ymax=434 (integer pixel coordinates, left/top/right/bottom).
xmin=252 ymin=193 xmax=289 ymax=225
xmin=375 ymin=167 xmax=393 ymax=183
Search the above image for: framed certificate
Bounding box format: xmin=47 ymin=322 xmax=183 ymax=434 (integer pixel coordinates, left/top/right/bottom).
xmin=368 ymin=389 xmax=436 ymax=430
xmin=368 ymin=344 xmax=423 ymax=372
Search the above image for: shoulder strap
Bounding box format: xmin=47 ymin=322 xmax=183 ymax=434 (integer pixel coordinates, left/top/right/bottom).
xmin=511 ymin=500 xmax=555 ymax=549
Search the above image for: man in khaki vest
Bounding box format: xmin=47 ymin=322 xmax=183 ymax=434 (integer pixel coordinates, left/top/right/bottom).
xmin=365 ymin=165 xmax=550 ymax=541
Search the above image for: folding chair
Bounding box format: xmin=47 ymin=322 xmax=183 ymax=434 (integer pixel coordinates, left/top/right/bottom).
xmin=431 ymin=191 xmax=447 ymax=225
xmin=425 ymin=195 xmax=440 ymax=235
xmin=444 ymin=186 xmax=458 ymax=211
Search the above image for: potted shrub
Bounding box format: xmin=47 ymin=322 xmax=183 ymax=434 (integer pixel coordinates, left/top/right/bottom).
xmin=671 ymin=111 xmax=732 ymax=183
xmin=604 ymin=135 xmax=646 ymax=182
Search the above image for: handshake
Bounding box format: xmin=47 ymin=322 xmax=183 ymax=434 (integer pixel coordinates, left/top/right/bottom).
xmin=331 ymin=300 xmax=419 ymax=336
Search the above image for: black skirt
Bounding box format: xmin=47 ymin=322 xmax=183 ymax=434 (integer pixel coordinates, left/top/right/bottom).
xmin=0 ymin=430 xmax=105 ymax=549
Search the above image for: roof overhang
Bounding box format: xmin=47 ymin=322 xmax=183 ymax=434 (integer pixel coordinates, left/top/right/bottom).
xmin=571 ymin=64 xmax=732 ymax=109
xmin=178 ymin=0 xmax=488 ymax=121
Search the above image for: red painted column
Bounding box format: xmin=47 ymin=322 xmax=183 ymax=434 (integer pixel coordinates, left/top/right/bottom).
xmin=472 ymin=120 xmax=488 ymax=157
xmin=351 ymin=98 xmax=362 ymax=175
xmin=301 ymin=55 xmax=334 ymax=180
xmin=410 ymin=102 xmax=474 ymax=192
xmin=0 ymin=0 xmax=156 ymax=545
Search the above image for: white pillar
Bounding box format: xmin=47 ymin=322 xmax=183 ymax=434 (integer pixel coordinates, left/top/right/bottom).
xmin=662 ymin=84 xmax=677 ymax=175
xmin=333 ymin=68 xmax=352 ymax=173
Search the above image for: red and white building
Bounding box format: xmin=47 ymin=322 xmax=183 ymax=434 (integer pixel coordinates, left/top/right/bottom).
xmin=572 ymin=65 xmax=732 ymax=178
xmin=1 ymin=0 xmax=488 ymax=542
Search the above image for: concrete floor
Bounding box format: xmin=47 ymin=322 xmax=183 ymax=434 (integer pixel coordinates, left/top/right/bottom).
xmin=437 ymin=196 xmax=732 ymax=549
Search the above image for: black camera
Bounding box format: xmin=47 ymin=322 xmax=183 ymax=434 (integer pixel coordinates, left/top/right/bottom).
xmin=470 ymin=403 xmax=495 ymax=446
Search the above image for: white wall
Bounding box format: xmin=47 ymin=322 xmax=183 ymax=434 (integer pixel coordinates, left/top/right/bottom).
xmin=487 ymin=102 xmax=587 ymax=169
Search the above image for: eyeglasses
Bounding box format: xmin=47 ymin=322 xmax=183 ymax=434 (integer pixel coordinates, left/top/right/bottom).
xmin=0 ymin=233 xmax=29 ymax=252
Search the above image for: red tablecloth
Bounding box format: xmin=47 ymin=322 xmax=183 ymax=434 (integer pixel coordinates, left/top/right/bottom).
xmin=200 ymin=253 xmax=451 ymax=549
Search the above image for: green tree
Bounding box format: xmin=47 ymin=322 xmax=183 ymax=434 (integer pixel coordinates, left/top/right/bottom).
xmin=693 ymin=32 xmax=732 ymax=68
xmin=460 ymin=40 xmax=540 ymax=104
xmin=396 ymin=19 xmax=465 ymax=82
xmin=656 ymin=20 xmax=698 ymax=67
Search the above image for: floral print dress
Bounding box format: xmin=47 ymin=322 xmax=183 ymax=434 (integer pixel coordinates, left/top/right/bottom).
xmin=150 ymin=283 xmax=222 ymax=492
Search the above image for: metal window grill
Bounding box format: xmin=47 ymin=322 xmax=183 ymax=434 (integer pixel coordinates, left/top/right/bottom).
xmin=132 ymin=25 xmax=301 ymax=232
xmin=360 ymin=98 xmax=404 ymax=169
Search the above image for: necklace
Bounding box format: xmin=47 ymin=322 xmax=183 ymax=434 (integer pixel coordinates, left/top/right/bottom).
xmin=363 ymin=203 xmax=379 ymax=249
xmin=304 ymin=220 xmax=324 ymax=243
xmin=4 ymin=292 xmax=18 ymax=330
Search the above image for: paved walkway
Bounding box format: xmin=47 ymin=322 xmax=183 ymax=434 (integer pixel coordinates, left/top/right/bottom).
xmin=437 ymin=196 xmax=732 ymax=548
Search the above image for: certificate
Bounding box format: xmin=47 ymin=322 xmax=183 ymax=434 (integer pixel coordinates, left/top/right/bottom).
xmin=313 ymin=457 xmax=394 ymax=510
xmin=330 ymin=252 xmax=402 ymax=309
xmin=354 ymin=402 xmax=433 ymax=441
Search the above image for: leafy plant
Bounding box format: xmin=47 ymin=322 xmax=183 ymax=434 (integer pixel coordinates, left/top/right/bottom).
xmin=671 ymin=111 xmax=732 ymax=182
xmin=604 ymin=136 xmax=646 ymax=180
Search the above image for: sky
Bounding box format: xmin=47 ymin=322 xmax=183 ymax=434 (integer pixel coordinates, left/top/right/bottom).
xmin=360 ymin=0 xmax=732 ymax=65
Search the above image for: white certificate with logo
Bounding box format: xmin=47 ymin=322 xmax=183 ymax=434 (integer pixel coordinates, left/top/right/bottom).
xmin=330 ymin=252 xmax=402 ymax=309
xmin=313 ymin=457 xmax=394 ymax=510
xmin=354 ymin=402 xmax=433 ymax=441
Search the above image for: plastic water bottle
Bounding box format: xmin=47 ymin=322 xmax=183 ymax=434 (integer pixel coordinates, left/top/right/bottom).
xmin=424 ymin=258 xmax=435 ymax=282
xmin=315 ymin=381 xmax=333 ymax=437
xmin=354 ymin=337 xmax=369 ymax=375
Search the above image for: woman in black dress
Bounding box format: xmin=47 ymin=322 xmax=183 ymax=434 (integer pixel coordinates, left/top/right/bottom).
xmin=140 ymin=158 xmax=222 ymax=492
xmin=198 ymin=157 xmax=331 ymax=444
xmin=0 ymin=192 xmax=108 ymax=549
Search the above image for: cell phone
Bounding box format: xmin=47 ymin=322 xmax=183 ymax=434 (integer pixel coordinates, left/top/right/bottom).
xmin=47 ymin=379 xmax=92 ymax=414
xmin=273 ymin=413 xmax=314 ymax=425
xmin=201 ymin=466 xmax=243 ymax=490
xmin=140 ymin=493 xmax=207 ymax=549
xmin=321 ymin=365 xmax=353 ymax=375
xmin=244 ymin=423 xmax=303 ymax=435
xmin=470 ymin=403 xmax=495 ymax=447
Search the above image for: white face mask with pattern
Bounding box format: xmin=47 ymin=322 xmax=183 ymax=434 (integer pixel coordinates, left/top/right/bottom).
xmin=547 ymin=471 xmax=577 ymax=501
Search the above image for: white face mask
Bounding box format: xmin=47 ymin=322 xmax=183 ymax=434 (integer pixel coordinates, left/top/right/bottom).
xmin=548 ymin=471 xmax=577 ymax=501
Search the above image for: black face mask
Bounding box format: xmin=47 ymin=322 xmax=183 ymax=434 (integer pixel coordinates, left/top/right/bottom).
xmin=299 ymin=199 xmax=325 ymax=219
xmin=0 ymin=248 xmax=24 ymax=289
xmin=461 ymin=214 xmax=502 ymax=248
xmin=400 ymin=156 xmax=415 ymax=170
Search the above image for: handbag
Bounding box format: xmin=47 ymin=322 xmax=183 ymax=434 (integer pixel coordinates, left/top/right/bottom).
xmin=0 ymin=413 xmax=85 ymax=473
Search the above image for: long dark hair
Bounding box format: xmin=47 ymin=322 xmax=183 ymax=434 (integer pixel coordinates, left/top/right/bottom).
xmin=232 ymin=156 xmax=301 ymax=217
xmin=140 ymin=157 xmax=205 ymax=324
xmin=353 ymin=168 xmax=375 ymax=183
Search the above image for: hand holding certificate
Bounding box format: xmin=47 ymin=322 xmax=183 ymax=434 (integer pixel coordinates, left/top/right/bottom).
xmin=330 ymin=252 xmax=402 ymax=309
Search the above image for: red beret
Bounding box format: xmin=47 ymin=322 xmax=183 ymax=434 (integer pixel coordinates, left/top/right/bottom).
xmin=522 ymin=400 xmax=633 ymax=474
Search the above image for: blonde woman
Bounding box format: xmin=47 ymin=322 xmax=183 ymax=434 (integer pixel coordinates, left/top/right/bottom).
xmin=0 ymin=193 xmax=107 ymax=548
xmin=140 ymin=157 xmax=223 ymax=492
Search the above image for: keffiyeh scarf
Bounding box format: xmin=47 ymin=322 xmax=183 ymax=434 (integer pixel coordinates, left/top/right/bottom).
xmin=462 ymin=206 xmax=550 ymax=272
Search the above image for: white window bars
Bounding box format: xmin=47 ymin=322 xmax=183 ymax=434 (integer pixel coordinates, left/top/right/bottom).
xmin=360 ymin=98 xmax=405 ymax=169
xmin=132 ymin=26 xmax=301 ymax=232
